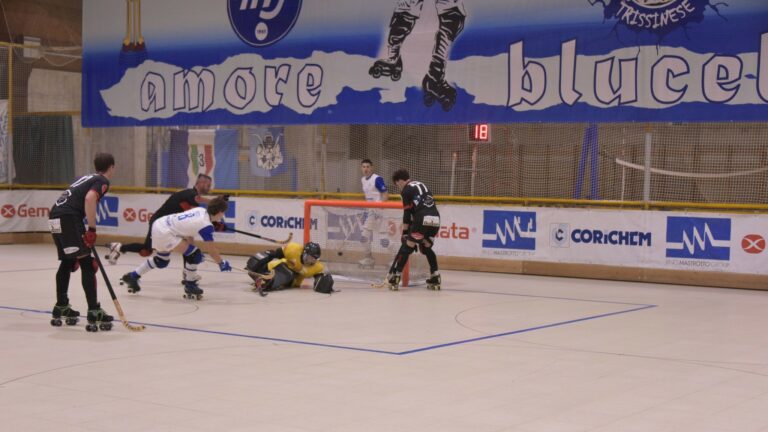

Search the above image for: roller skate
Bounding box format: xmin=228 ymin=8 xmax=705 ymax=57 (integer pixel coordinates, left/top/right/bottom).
xmin=120 ymin=272 xmax=141 ymax=294
xmin=369 ymin=57 xmax=403 ymax=81
xmin=422 ymin=73 xmax=456 ymax=112
xmin=358 ymin=255 xmax=375 ymax=269
xmin=50 ymin=303 xmax=80 ymax=327
xmin=248 ymin=270 xmax=273 ymax=297
xmin=183 ymin=280 xmax=204 ymax=300
xmin=385 ymin=272 xmax=401 ymax=291
xmin=85 ymin=304 xmax=114 ymax=332
xmin=106 ymin=242 xmax=122 ymax=265
xmin=426 ymin=272 xmax=441 ymax=291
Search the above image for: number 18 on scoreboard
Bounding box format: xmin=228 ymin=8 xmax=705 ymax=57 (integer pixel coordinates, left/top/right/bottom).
xmin=468 ymin=123 xmax=491 ymax=143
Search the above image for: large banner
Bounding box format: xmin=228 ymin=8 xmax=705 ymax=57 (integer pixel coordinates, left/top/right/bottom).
xmin=1 ymin=191 xmax=766 ymax=275
xmin=83 ymin=1 xmax=768 ymax=126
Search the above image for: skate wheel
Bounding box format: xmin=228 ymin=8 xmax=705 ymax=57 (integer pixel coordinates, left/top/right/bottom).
xmin=424 ymin=93 xmax=435 ymax=107
xmin=99 ymin=322 xmax=113 ymax=331
xmin=392 ymin=71 xmax=401 ymax=81
xmin=389 ymin=286 xmax=399 ymax=291
xmin=369 ymin=65 xmax=382 ymax=78
xmin=441 ymin=100 xmax=454 ymax=112
xmin=86 ymin=324 xmax=97 ymax=332
xmin=50 ymin=318 xmax=62 ymax=327
xmin=65 ymin=317 xmax=79 ymax=326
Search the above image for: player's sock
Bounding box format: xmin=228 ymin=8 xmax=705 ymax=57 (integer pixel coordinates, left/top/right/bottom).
xmin=135 ymin=258 xmax=155 ymax=276
xmin=56 ymin=259 xmax=74 ymax=305
xmin=422 ymin=247 xmax=438 ymax=274
xmin=78 ymin=256 xmax=99 ymax=309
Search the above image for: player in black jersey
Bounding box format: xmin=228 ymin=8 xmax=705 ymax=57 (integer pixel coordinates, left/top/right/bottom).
xmin=384 ymin=169 xmax=442 ymax=290
xmin=107 ymin=174 xmax=213 ymax=288
xmin=48 ymin=153 xmax=116 ymax=328
xmin=107 ymin=173 xmax=213 ymax=264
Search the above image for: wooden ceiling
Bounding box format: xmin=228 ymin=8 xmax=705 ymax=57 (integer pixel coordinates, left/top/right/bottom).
xmin=0 ymin=0 xmax=82 ymax=72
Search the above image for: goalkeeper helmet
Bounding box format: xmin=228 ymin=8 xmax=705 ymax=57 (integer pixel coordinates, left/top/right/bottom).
xmin=302 ymin=242 xmax=321 ymax=264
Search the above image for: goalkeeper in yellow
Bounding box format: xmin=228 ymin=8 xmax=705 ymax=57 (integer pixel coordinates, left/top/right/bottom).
xmin=245 ymin=241 xmax=334 ymax=295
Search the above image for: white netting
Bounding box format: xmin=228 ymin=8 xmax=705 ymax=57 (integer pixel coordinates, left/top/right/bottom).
xmin=306 ymin=201 xmax=429 ymax=286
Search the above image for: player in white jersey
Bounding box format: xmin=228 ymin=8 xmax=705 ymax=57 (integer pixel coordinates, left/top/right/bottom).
xmin=120 ymin=196 xmax=232 ymax=300
xmin=359 ymin=159 xmax=389 ymax=267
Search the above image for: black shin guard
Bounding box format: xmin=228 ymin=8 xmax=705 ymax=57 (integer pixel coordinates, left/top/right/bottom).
xmin=422 ymin=246 xmax=438 ymax=274
xmin=56 ymin=260 xmax=75 ymax=305
xmin=78 ymin=256 xmax=99 ymax=309
xmin=393 ymin=243 xmax=415 ymax=273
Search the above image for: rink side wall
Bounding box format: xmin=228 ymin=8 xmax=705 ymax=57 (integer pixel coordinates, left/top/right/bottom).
xmin=1 ymin=191 xmax=765 ymax=290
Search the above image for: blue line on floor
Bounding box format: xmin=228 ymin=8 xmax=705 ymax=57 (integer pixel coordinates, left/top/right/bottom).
xmin=0 ymin=303 xmax=656 ymax=356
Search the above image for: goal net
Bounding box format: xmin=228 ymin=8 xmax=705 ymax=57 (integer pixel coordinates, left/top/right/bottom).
xmin=303 ymin=199 xmax=429 ymax=286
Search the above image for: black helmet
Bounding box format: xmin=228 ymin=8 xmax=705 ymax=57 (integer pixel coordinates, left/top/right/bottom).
xmin=303 ymin=242 xmax=321 ymax=259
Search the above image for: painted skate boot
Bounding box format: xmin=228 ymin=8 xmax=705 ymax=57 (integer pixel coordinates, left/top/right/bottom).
xmin=106 ymin=242 xmax=122 ymax=265
xmin=369 ymin=56 xmax=403 ymax=81
xmin=183 ymin=280 xmax=204 ymax=300
xmin=426 ymin=273 xmax=441 ymax=291
xmin=422 ymin=73 xmax=456 ymax=112
xmin=120 ymin=272 xmax=142 ymax=294
xmin=50 ymin=303 xmax=80 ymax=327
xmin=386 ymin=272 xmax=402 ymax=291
xmin=85 ymin=304 xmax=114 ymax=332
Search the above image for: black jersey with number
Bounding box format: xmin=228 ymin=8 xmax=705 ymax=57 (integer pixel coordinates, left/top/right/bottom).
xmin=50 ymin=174 xmax=110 ymax=219
xmin=400 ymin=180 xmax=439 ymax=223
xmin=151 ymin=188 xmax=200 ymax=222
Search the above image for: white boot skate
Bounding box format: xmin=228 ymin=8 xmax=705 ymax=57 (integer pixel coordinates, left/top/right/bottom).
xmin=106 ymin=242 xmax=122 ymax=265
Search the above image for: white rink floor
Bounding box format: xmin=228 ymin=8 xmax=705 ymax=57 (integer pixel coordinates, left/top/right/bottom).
xmin=2 ymin=244 xmax=768 ymax=432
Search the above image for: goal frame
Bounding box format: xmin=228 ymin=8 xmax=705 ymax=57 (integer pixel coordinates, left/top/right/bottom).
xmin=303 ymin=199 xmax=414 ymax=287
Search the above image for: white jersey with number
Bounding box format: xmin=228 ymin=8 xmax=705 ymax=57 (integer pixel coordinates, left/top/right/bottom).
xmin=152 ymin=207 xmax=215 ymax=252
xmin=361 ymin=173 xmax=387 ymax=202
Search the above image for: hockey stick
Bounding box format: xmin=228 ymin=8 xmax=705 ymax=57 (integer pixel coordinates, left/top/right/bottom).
xmin=91 ymin=249 xmax=146 ymax=332
xmin=228 ymin=228 xmax=293 ymax=245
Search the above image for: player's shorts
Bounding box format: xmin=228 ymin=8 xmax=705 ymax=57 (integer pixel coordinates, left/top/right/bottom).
xmin=49 ymin=214 xmax=88 ymax=260
xmin=151 ymin=219 xmax=183 ymax=253
xmin=406 ymin=213 xmax=440 ymax=245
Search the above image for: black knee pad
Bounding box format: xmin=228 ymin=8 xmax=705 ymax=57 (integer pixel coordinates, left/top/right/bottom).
xmin=78 ymin=256 xmax=97 ymax=274
xmin=153 ymin=255 xmax=171 ymax=269
xmin=438 ymin=8 xmax=466 ymax=41
xmin=67 ymin=259 xmax=80 ymax=273
xmin=398 ymin=243 xmax=416 ymax=257
xmin=183 ymin=248 xmax=203 ymax=265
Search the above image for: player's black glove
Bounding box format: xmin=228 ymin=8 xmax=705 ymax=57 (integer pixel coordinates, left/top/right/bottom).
xmin=212 ymin=221 xmax=227 ymax=232
xmin=223 ymin=194 xmax=230 ymax=201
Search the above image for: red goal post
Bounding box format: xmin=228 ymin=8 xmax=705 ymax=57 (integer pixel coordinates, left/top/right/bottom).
xmin=303 ymin=199 xmax=420 ymax=287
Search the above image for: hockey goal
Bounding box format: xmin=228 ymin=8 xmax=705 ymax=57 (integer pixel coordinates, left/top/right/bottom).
xmin=303 ymin=199 xmax=429 ymax=287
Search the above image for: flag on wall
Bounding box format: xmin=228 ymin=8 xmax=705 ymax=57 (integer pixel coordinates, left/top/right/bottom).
xmin=167 ymin=129 xmax=238 ymax=189
xmin=250 ymin=126 xmax=287 ymax=177
xmin=0 ymin=100 xmax=14 ymax=183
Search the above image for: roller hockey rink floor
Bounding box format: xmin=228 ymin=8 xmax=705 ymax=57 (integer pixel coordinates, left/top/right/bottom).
xmin=2 ymin=244 xmax=768 ymax=432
